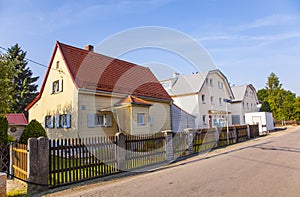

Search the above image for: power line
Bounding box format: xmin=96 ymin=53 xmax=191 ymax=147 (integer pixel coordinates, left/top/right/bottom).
xmin=0 ymin=45 xmax=48 ymax=68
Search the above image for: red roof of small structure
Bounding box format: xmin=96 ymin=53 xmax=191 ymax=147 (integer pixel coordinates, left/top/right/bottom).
xmin=5 ymin=113 xmax=28 ymax=125
xmin=26 ymin=41 xmax=171 ymax=110
xmin=117 ymin=95 xmax=152 ymax=106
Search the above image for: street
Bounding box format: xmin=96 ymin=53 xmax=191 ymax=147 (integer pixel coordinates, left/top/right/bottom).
xmin=45 ymin=126 xmax=300 ymax=197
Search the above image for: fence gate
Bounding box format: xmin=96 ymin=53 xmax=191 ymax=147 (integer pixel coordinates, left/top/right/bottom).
xmin=12 ymin=143 xmax=28 ymax=181
xmin=0 ymin=143 xmax=10 ymax=172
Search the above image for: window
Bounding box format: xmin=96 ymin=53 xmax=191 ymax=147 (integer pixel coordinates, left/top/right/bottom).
xmin=219 ymin=97 xmax=222 ymax=106
xmin=205 ymin=78 xmax=209 ymax=86
xmin=137 ymin=113 xmax=145 ymax=126
xmin=88 ymin=113 xmax=112 ymax=127
xmin=51 ymin=79 xmax=63 ymax=94
xmin=243 ymin=102 xmax=245 ymax=109
xmin=210 ymin=96 xmax=214 ymax=105
xmin=245 ymin=90 xmax=248 ymax=96
xmin=201 ymin=94 xmax=206 ymax=104
xmin=149 ymin=115 xmax=153 ymax=126
xmin=44 ymin=115 xmax=54 ymax=128
xmin=56 ymin=61 xmax=60 ymax=69
xmin=56 ymin=114 xmax=71 ymax=128
xmin=247 ymin=103 xmax=249 ymax=109
xmin=202 ymin=115 xmax=206 ymax=124
xmin=221 ymin=82 xmax=224 ymax=89
xmin=218 ymin=81 xmax=222 ymax=89
xmin=210 ymin=79 xmax=213 ymax=87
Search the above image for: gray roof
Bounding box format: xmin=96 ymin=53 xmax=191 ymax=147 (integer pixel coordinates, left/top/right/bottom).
xmin=231 ymin=85 xmax=247 ymax=102
xmin=162 ymin=69 xmax=234 ymax=99
xmin=164 ymin=72 xmax=208 ymax=96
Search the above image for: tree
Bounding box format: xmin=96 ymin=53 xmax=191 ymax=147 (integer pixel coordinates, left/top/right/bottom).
xmin=5 ymin=44 xmax=39 ymax=117
xmin=260 ymin=101 xmax=271 ymax=112
xmin=19 ymin=119 xmax=47 ymax=144
xmin=258 ymin=72 xmax=297 ymax=121
xmin=0 ymin=116 xmax=9 ymax=144
xmin=0 ymin=56 xmax=16 ymax=113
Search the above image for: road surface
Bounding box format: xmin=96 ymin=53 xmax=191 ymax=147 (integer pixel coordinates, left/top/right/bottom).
xmin=45 ymin=126 xmax=300 ymax=197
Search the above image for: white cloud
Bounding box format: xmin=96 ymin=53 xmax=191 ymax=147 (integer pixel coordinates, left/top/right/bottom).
xmin=236 ymin=14 xmax=300 ymax=31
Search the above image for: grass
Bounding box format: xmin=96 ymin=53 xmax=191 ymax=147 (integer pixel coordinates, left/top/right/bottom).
xmin=7 ymin=187 xmax=28 ymax=197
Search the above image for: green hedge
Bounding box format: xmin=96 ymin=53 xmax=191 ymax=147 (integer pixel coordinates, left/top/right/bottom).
xmin=19 ymin=119 xmax=47 ymax=144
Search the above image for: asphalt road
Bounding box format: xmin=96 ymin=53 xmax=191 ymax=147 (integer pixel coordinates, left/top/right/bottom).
xmin=45 ymin=126 xmax=300 ymax=197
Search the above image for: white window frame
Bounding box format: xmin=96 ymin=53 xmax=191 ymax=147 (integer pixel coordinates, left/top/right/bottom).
xmin=44 ymin=115 xmax=54 ymax=128
xmin=88 ymin=113 xmax=112 ymax=128
xmin=51 ymin=79 xmax=63 ymax=94
xmin=137 ymin=113 xmax=145 ymax=126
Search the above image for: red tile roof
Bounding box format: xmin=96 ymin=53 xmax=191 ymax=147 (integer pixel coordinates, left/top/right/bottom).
xmin=26 ymin=41 xmax=171 ymax=110
xmin=5 ymin=113 xmax=28 ymax=125
xmin=117 ymin=95 xmax=152 ymax=106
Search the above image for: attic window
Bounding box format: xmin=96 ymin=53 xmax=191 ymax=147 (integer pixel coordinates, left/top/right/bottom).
xmin=56 ymin=61 xmax=60 ymax=69
xmin=50 ymin=79 xmax=63 ymax=94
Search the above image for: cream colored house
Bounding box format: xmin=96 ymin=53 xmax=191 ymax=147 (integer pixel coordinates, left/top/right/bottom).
xmin=161 ymin=70 xmax=234 ymax=128
xmin=26 ymin=42 xmax=172 ymax=139
xmin=231 ymin=84 xmax=259 ymax=125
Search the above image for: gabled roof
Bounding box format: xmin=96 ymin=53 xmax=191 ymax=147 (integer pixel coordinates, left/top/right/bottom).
xmin=231 ymin=84 xmax=258 ymax=102
xmin=26 ymin=41 xmax=171 ymax=110
xmin=162 ymin=69 xmax=234 ymax=98
xmin=5 ymin=113 xmax=28 ymax=126
xmin=116 ymin=95 xmax=152 ymax=106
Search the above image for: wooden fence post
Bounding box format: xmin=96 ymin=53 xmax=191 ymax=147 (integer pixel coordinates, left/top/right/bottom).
xmin=0 ymin=172 xmax=6 ymax=197
xmin=233 ymin=126 xmax=237 ymax=143
xmin=163 ymin=130 xmax=174 ymax=161
xmin=116 ymin=132 xmax=126 ymax=171
xmin=27 ymin=137 xmax=49 ymax=194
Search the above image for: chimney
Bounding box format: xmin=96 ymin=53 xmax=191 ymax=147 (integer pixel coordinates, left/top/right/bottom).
xmin=85 ymin=45 xmax=94 ymax=52
xmin=173 ymin=72 xmax=180 ymax=78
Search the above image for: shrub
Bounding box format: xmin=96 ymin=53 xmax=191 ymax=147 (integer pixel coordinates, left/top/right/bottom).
xmin=0 ymin=116 xmax=9 ymax=144
xmin=19 ymin=119 xmax=47 ymax=144
xmin=8 ymin=134 xmax=16 ymax=142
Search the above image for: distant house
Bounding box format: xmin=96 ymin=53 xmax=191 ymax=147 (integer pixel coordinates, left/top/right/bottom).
xmin=231 ymin=84 xmax=259 ymax=125
xmin=26 ymin=41 xmax=172 ymax=139
xmin=5 ymin=113 xmax=28 ymax=141
xmin=161 ymin=70 xmax=234 ymax=128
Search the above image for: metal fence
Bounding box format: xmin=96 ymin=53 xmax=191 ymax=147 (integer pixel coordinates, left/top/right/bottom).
xmin=0 ymin=143 xmax=10 ymax=172
xmin=125 ymin=133 xmax=166 ymax=170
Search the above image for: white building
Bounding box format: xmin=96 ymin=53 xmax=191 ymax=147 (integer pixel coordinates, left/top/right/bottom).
xmin=231 ymin=84 xmax=259 ymax=125
xmin=161 ymin=70 xmax=234 ymax=128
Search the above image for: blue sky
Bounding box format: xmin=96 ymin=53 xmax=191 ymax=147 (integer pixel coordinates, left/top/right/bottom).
xmin=1 ymin=0 xmax=300 ymax=96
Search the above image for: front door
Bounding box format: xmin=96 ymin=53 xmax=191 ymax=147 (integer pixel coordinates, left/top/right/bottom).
xmin=209 ymin=115 xmax=212 ymax=128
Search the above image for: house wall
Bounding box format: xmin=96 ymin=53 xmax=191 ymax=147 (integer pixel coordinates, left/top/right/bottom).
xmin=78 ymin=92 xmax=172 ymax=137
xmin=7 ymin=125 xmax=25 ymax=141
xmin=149 ymin=102 xmax=172 ymax=133
xmin=231 ymin=86 xmax=258 ymax=125
xmin=78 ymin=92 xmax=120 ymax=137
xmin=28 ymin=50 xmax=78 ymax=139
xmin=131 ymin=106 xmax=150 ymax=135
xmin=198 ymin=72 xmax=232 ymax=128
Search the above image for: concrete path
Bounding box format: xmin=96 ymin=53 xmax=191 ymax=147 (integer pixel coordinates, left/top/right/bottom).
xmin=44 ymin=126 xmax=300 ymax=197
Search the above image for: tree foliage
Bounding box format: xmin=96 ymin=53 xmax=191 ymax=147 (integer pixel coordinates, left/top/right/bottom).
xmin=0 ymin=44 xmax=39 ymax=116
xmin=0 ymin=56 xmax=16 ymax=113
xmin=258 ymin=72 xmax=299 ymax=122
xmin=19 ymin=119 xmax=47 ymax=144
xmin=0 ymin=116 xmax=9 ymax=144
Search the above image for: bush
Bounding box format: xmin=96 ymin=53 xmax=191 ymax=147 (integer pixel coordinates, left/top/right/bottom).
xmin=8 ymin=134 xmax=16 ymax=142
xmin=0 ymin=116 xmax=9 ymax=144
xmin=19 ymin=119 xmax=47 ymax=144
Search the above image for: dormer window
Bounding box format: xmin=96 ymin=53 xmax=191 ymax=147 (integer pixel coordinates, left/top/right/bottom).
xmin=50 ymin=79 xmax=63 ymax=94
xmin=210 ymin=79 xmax=213 ymax=87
